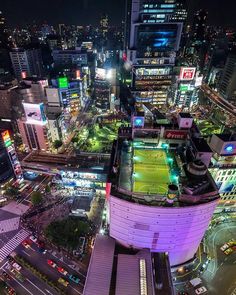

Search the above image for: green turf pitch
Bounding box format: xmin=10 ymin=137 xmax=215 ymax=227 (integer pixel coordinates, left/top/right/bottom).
xmin=133 ymin=149 xmax=170 ymax=194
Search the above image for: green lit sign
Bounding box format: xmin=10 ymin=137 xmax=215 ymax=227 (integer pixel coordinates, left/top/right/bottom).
xmin=5 ymin=139 xmax=12 ymax=148
xmin=179 ymin=84 xmax=189 ymax=92
xmin=58 ymin=77 xmax=68 ymax=89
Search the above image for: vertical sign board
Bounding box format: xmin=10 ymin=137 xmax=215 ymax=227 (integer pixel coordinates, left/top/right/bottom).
xmin=1 ymin=130 xmax=23 ymax=183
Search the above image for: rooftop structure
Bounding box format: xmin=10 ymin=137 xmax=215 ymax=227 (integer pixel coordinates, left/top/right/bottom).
xmin=107 ymin=113 xmax=219 ymax=266
xmin=83 ymin=235 xmax=175 ymax=295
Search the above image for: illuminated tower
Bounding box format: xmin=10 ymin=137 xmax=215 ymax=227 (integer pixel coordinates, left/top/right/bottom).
xmin=125 ymin=0 xmax=183 ymax=108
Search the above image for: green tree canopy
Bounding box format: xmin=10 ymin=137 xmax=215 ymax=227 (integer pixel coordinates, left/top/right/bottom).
xmin=44 ymin=217 xmax=89 ymax=250
xmin=31 ymin=191 xmax=43 ymax=206
xmin=45 ymin=185 xmax=51 ymax=193
xmin=53 ymin=140 xmax=63 ymax=149
xmin=5 ymin=185 xmax=19 ymax=197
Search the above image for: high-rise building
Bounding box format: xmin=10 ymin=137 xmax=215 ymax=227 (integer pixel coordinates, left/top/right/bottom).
xmin=100 ymin=14 xmax=109 ymax=39
xmin=107 ymin=112 xmax=219 ymax=266
xmin=0 ymin=10 xmax=6 ymax=47
xmin=17 ymin=102 xmax=49 ymax=151
xmin=10 ymin=48 xmax=44 ymax=80
xmin=208 ymin=134 xmax=236 ymax=211
xmin=125 ymin=0 xmax=183 ymax=108
xmin=192 ymin=9 xmax=208 ymax=43
xmin=0 ymin=130 xmax=23 ymax=185
xmin=219 ymin=54 xmax=236 ymax=103
xmin=0 ymin=131 xmax=14 ymax=185
xmin=170 ymin=0 xmax=188 ymax=23
xmin=16 ymin=77 xmax=48 ymax=105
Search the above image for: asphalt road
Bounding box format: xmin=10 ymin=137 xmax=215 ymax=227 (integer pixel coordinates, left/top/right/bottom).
xmin=1 ymin=261 xmax=57 ymax=295
xmin=202 ymin=221 xmax=236 ymax=295
xmin=174 ymin=219 xmax=236 ymax=295
xmin=15 ymin=241 xmax=85 ymax=295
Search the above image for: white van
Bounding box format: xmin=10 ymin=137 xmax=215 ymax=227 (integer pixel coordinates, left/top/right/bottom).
xmin=190 ymin=278 xmax=202 ymax=287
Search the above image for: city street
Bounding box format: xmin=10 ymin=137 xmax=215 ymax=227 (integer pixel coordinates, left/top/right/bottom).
xmin=174 ymin=218 xmax=236 ymax=295
xmin=202 ymin=221 xmax=236 ymax=295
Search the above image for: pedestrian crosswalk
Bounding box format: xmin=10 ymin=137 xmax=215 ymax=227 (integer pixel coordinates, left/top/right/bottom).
xmin=0 ymin=229 xmax=29 ymax=262
xmin=0 ymin=217 xmax=20 ymax=234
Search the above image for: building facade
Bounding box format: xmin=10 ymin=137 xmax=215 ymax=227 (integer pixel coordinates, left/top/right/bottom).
xmin=10 ymin=48 xmax=44 ymax=80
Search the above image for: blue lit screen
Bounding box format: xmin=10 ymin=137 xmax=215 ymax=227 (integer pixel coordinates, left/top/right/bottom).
xmin=137 ymin=24 xmax=178 ymax=56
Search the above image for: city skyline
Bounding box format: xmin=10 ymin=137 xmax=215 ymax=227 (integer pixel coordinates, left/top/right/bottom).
xmin=1 ymin=0 xmax=236 ymax=27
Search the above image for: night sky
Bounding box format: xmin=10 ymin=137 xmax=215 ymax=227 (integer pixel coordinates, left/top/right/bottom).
xmin=1 ymin=0 xmax=236 ymax=27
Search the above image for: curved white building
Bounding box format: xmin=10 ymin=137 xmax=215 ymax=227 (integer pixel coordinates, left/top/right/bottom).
xmin=109 ymin=195 xmax=218 ymax=266
xmin=107 ymin=123 xmax=219 ymax=266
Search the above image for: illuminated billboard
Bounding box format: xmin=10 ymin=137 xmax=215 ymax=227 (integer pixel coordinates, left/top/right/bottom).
xmin=179 ymin=67 xmax=196 ymax=81
xmin=195 ymin=76 xmax=203 ymax=87
xmin=58 ymin=77 xmax=68 ymax=88
xmin=133 ymin=116 xmax=145 ymax=128
xmin=95 ymin=68 xmax=106 ymax=80
xmin=179 ymin=84 xmax=190 ymax=92
xmin=136 ymin=23 xmax=182 ymax=57
xmin=23 ymin=103 xmax=47 ymax=125
xmin=1 ymin=130 xmax=23 ymax=182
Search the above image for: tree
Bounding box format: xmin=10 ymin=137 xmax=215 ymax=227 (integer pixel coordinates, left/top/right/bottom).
xmin=71 ymin=137 xmax=78 ymax=143
xmin=44 ymin=217 xmax=90 ymax=250
xmin=53 ymin=140 xmax=63 ymax=149
xmin=31 ymin=191 xmax=43 ymax=206
xmin=5 ymin=185 xmax=19 ymax=198
xmin=45 ymin=185 xmax=51 ymax=194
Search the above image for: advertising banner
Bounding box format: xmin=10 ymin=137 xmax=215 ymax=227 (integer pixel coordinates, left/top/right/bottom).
xmin=23 ymin=103 xmax=47 ymax=125
xmin=179 ymin=67 xmax=196 ymax=81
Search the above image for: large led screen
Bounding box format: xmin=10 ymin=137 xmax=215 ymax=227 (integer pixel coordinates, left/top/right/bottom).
xmin=136 ymin=23 xmax=181 ymax=57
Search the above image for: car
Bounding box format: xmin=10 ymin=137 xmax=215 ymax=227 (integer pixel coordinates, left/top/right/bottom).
xmin=224 ymin=248 xmax=233 ymax=255
xmin=195 ymin=286 xmax=207 ymax=294
xmin=22 ymin=240 xmax=31 ymax=249
xmin=58 ymin=277 xmax=69 ymax=287
xmin=47 ymin=260 xmax=56 ymax=268
xmin=57 ymin=267 xmax=68 ymax=276
xmin=38 ymin=248 xmax=47 ymax=254
xmin=37 ymin=240 xmax=45 ymax=248
xmin=12 ymin=262 xmax=21 ymax=271
xmin=220 ymin=243 xmax=229 ymax=251
xmin=227 ymin=240 xmax=236 ymax=247
xmin=7 ymin=256 xmax=14 ymax=263
xmin=232 ymin=245 xmax=236 ymax=251
xmin=178 ymin=292 xmax=189 ymax=295
xmin=29 ymin=235 xmax=37 ymax=243
xmin=68 ymin=274 xmax=80 ymax=284
xmin=2 ymin=271 xmax=11 ymax=280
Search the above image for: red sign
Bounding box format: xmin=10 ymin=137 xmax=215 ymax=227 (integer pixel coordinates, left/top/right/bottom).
xmin=164 ymin=130 xmax=188 ymax=140
xmin=21 ymin=71 xmax=27 ymax=79
xmin=76 ymin=70 xmax=81 ymax=79
xmin=179 ymin=67 xmax=196 ymax=81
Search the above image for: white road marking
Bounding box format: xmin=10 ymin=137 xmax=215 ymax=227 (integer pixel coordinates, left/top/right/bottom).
xmin=45 ymin=289 xmax=54 ymax=295
xmin=0 ymin=261 xmax=9 ymax=269
xmin=8 ymin=272 xmax=34 ymax=295
xmin=27 ymin=278 xmax=47 ymax=295
xmin=71 ymin=286 xmax=82 ymax=294
xmin=22 ymin=250 xmax=31 ymax=257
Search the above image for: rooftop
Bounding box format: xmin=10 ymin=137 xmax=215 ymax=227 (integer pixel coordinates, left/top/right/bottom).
xmin=109 ymin=132 xmax=219 ymax=207
xmin=191 ymin=137 xmax=212 ymax=153
xmin=179 ymin=112 xmax=193 ymax=119
xmin=215 ymin=133 xmax=236 ymax=142
xmin=83 ymin=235 xmax=175 ymax=295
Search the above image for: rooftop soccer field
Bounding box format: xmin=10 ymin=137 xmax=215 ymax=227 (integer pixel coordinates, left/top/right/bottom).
xmin=133 ymin=148 xmax=170 ymax=195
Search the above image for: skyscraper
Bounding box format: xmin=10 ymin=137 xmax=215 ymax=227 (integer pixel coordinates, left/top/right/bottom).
xmin=10 ymin=48 xmax=44 ymax=80
xmin=192 ymin=9 xmax=208 ymax=43
xmin=125 ymin=0 xmax=183 ymax=108
xmin=0 ymin=10 xmax=6 ymax=47
xmin=100 ymin=14 xmax=109 ymax=39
